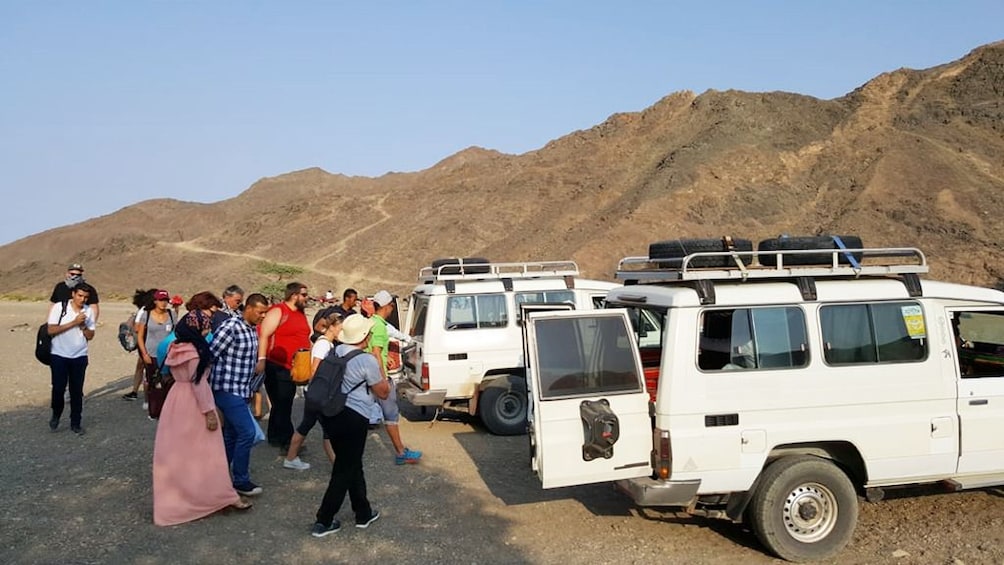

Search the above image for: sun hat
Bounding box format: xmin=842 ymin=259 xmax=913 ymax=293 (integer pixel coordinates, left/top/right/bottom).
xmin=373 ymin=290 xmax=394 ymax=307
xmin=338 ymin=314 xmax=375 ymax=345
xmin=154 ymin=290 xmax=170 ymax=300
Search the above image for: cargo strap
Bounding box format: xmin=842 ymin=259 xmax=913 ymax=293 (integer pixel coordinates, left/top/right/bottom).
xmin=831 ymin=235 xmax=862 ymax=270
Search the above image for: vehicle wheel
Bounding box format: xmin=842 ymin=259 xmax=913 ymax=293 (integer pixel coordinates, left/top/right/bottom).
xmin=757 ymin=235 xmax=863 ymax=266
xmin=479 ymin=379 xmax=527 ymax=436
xmin=648 ymin=238 xmax=753 ymax=268
xmin=748 ymin=455 xmax=858 ymax=562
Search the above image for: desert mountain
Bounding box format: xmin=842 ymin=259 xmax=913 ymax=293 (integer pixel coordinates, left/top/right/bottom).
xmin=2 ymin=41 xmax=1003 ymax=300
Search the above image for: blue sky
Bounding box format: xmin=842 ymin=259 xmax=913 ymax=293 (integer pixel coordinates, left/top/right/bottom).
xmin=1 ymin=1 xmax=1001 ymax=245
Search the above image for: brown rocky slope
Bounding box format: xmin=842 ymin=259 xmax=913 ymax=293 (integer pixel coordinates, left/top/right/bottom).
xmin=1 ymin=41 xmax=1002 ymax=299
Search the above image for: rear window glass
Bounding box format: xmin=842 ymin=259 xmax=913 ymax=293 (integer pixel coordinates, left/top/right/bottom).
xmin=409 ymin=296 xmax=429 ymax=338
xmin=534 ymin=315 xmax=641 ymax=398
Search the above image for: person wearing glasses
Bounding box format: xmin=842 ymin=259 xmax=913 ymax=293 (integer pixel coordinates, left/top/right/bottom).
xmin=212 ymin=284 xmax=245 ymax=332
xmin=50 ymin=263 xmax=100 ymax=323
xmin=258 ymin=282 xmax=311 ymax=451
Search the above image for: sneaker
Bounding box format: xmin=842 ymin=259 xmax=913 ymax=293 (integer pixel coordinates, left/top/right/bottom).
xmin=310 ymin=520 xmax=341 ymax=538
xmin=142 ymin=401 xmax=149 ymax=411
xmin=355 ymin=509 xmax=380 ymax=529
xmin=395 ymin=448 xmax=422 ymax=465
xmin=71 ymin=426 xmax=85 ymax=435
xmin=283 ymin=457 xmax=311 ymax=471
xmin=49 ymin=417 xmax=59 ymax=432
xmin=122 ymin=391 xmax=138 ymax=401
xmin=234 ymin=482 xmax=263 ymax=496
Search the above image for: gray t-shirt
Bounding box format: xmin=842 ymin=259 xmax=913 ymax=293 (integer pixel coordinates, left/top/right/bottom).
xmin=334 ymin=344 xmax=385 ymax=419
xmin=143 ymin=310 xmax=175 ymax=360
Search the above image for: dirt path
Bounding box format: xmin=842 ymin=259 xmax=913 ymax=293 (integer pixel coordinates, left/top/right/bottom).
xmin=2 ymin=301 xmax=1003 ymax=564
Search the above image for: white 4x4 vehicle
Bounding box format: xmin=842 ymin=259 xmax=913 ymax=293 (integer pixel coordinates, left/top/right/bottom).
xmin=401 ymin=258 xmax=616 ymax=435
xmin=522 ymin=238 xmax=1004 ymax=562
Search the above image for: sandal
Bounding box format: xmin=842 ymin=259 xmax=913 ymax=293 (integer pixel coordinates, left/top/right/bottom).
xmin=230 ymin=497 xmax=253 ymax=511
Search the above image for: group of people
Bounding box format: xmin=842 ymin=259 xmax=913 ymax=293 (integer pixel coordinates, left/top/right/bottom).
xmin=44 ymin=265 xmax=422 ymax=534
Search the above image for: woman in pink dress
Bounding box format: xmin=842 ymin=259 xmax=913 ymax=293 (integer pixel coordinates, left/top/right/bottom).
xmin=153 ymin=302 xmax=251 ymax=526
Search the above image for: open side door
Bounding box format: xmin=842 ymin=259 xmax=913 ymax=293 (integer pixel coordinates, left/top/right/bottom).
xmin=524 ymin=309 xmax=652 ymax=488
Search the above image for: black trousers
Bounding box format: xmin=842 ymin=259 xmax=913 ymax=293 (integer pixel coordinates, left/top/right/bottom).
xmin=315 ymin=408 xmax=372 ymax=526
xmin=50 ymin=355 xmax=88 ymax=427
xmin=263 ymin=361 xmax=296 ymax=447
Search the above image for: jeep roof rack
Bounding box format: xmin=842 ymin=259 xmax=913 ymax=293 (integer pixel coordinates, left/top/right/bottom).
xmin=419 ymin=260 xmax=581 ymax=284
xmin=615 ymin=247 xmax=928 ymax=304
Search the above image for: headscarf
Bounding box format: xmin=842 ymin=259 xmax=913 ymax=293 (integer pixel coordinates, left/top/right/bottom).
xmin=174 ymin=309 xmax=213 ymax=383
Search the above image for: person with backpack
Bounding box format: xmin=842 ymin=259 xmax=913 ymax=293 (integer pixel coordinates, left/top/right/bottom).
xmin=137 ymin=290 xmax=177 ymax=418
xmin=47 ymin=283 xmax=96 ymax=434
xmin=122 ymin=288 xmax=156 ymax=401
xmin=310 ymin=314 xmax=388 ymax=538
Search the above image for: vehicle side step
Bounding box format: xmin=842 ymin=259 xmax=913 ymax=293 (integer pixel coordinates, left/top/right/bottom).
xmin=944 ymin=473 xmax=1004 ymax=490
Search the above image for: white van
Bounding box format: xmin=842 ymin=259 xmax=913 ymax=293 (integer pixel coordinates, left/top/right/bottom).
xmin=522 ymin=242 xmax=1004 ymax=561
xmin=400 ymin=258 xmax=617 ymax=435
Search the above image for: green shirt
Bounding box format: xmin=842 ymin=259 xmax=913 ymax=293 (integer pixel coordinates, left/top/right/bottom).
xmin=367 ymin=314 xmax=390 ymax=371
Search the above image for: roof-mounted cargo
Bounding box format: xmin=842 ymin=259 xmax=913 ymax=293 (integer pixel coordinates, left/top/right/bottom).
xmin=616 ymin=246 xmax=929 ymax=304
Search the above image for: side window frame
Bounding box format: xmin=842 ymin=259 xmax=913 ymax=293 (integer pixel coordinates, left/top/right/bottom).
xmin=697 ymin=305 xmax=809 ymax=372
xmin=819 ymin=301 xmax=928 ymax=366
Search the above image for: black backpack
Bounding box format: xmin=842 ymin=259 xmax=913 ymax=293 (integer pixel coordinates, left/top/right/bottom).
xmin=305 ymin=349 xmax=367 ymax=417
xmin=35 ymin=300 xmax=68 ymax=366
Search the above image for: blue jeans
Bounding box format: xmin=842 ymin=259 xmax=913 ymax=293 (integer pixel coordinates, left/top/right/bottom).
xmin=213 ymin=390 xmax=256 ymax=486
xmin=50 ymin=355 xmax=87 ymax=428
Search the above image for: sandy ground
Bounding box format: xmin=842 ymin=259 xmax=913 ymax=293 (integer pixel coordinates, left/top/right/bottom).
xmin=2 ymin=300 xmax=1004 ymax=564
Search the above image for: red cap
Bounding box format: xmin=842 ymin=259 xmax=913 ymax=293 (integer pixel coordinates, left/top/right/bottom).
xmin=170 ymin=294 xmax=184 ymax=305
xmin=153 ymin=290 xmax=170 ymax=300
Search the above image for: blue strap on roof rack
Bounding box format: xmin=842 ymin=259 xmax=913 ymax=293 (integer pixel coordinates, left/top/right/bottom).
xmin=831 ymin=235 xmax=861 ymax=270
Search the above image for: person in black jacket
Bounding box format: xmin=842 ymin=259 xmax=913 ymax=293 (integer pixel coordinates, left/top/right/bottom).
xmin=50 ymin=263 xmax=100 ymax=323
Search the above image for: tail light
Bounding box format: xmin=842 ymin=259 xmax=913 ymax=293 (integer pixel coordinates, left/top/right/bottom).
xmin=654 ymin=427 xmax=671 ymax=480
xmin=421 ymin=362 xmax=430 ymax=391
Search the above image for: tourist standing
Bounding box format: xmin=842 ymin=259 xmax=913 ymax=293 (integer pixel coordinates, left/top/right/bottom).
xmin=50 ymin=263 xmax=100 ymax=323
xmin=258 ymin=282 xmax=311 ymax=451
xmin=47 ymin=283 xmax=96 ymax=434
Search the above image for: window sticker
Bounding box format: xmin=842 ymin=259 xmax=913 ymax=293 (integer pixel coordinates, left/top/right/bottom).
xmin=901 ymin=305 xmax=926 ymax=339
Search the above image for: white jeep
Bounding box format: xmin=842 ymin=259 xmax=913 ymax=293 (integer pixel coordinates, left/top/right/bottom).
xmin=522 ymin=238 xmax=1004 ymax=561
xmin=400 ymin=258 xmax=616 ymax=435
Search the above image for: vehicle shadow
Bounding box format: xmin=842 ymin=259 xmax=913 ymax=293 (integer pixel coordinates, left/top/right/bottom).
xmin=636 ymin=507 xmax=764 ymax=553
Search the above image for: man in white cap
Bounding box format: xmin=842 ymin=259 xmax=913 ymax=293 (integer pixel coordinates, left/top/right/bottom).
xmin=368 ymin=290 xmax=421 ymax=465
xmin=311 ymin=314 xmax=389 ymax=538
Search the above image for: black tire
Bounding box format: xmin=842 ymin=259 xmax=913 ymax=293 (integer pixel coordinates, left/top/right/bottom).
xmin=757 ymin=235 xmax=863 ymax=267
xmin=431 ymin=257 xmax=491 ymax=275
xmin=479 ymin=377 xmax=528 ymax=435
xmin=748 ymin=455 xmax=858 ymax=562
xmin=648 ymin=238 xmax=753 ymax=268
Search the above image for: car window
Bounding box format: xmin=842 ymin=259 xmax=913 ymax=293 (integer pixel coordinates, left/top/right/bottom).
xmin=446 ymin=294 xmax=508 ymax=330
xmin=409 ymin=296 xmax=429 ymax=338
xmin=699 ymin=307 xmax=808 ymax=371
xmin=956 ymin=310 xmax=1004 ymax=378
xmin=534 ymin=315 xmax=642 ymax=398
xmin=820 ymin=301 xmax=927 ymax=365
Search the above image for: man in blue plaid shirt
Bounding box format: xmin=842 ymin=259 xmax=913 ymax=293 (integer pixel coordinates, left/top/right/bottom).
xmin=210 ymin=293 xmax=270 ymax=496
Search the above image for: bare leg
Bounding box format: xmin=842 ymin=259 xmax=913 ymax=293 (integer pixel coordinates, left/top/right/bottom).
xmin=285 ymin=431 xmax=306 ymax=461
xmin=385 ymin=423 xmax=405 ymax=456
xmin=323 ymin=439 xmax=335 ymax=463
xmin=132 ymin=356 xmax=144 ymax=393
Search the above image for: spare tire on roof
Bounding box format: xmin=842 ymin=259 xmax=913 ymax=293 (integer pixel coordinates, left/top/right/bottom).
xmin=648 ymin=237 xmax=753 ymax=268
xmin=757 ymin=235 xmax=863 ymax=266
xmin=431 ymin=257 xmax=491 ymax=275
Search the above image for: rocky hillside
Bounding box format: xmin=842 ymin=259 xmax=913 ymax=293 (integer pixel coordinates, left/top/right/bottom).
xmin=2 ymin=41 xmax=1002 ymax=300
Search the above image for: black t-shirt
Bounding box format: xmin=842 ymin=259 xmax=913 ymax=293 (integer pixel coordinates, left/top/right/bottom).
xmin=50 ymin=281 xmax=99 ymax=305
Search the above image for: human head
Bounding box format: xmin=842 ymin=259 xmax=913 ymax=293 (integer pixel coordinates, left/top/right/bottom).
xmin=70 ymin=284 xmax=91 ymax=306
xmin=65 ymin=263 xmax=85 ymax=288
xmin=186 ymin=291 xmax=223 ymax=313
xmin=242 ymin=293 xmax=270 ymax=326
xmin=342 ymin=288 xmax=358 ymax=310
xmin=338 ymin=314 xmax=374 ymax=345
xmin=285 ymin=282 xmax=308 ymax=310
xmin=153 ymin=289 xmax=170 ymax=310
xmin=373 ymin=290 xmax=395 ymax=317
xmin=319 ymin=311 xmax=344 ymax=338
xmin=222 ymin=284 xmax=244 ymax=311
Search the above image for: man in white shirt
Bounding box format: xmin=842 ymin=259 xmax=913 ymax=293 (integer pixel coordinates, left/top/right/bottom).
xmin=47 ymin=283 xmax=97 ymax=434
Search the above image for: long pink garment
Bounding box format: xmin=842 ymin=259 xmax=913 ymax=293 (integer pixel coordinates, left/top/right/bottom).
xmin=153 ymin=342 xmax=239 ymax=526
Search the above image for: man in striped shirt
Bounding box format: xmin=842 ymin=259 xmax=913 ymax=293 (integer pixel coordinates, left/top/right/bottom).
xmin=209 ymin=293 xmax=270 ymax=497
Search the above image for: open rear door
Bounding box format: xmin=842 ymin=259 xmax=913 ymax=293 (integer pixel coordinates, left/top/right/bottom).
xmin=524 ymin=309 xmax=652 ymax=488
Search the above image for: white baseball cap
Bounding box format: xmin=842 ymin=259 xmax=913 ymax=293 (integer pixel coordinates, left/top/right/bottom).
xmin=373 ymin=290 xmax=394 ymax=307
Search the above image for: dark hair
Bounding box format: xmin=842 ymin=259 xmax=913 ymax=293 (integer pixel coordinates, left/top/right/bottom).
xmin=284 ymin=282 xmax=306 ymax=301
xmin=72 ymin=283 xmax=93 ymax=297
xmin=186 ymin=291 xmax=223 ymax=311
xmin=244 ymin=293 xmax=268 ymax=309
xmin=132 ymin=288 xmax=156 ymax=310
xmin=223 ymin=284 xmax=244 ymax=297
xmin=343 ymin=288 xmax=357 ymax=300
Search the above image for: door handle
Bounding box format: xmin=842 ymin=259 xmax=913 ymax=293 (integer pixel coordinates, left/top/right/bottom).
xmin=969 ymin=399 xmax=989 ymax=406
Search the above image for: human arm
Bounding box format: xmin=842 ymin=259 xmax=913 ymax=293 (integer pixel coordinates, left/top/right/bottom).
xmin=256 ymin=307 xmax=281 ymax=374
xmin=362 ymin=354 xmax=390 ymax=399
xmin=47 ymin=303 xmax=87 ymax=336
xmin=136 ymin=312 xmax=152 ymax=364
xmin=386 ymin=322 xmax=410 ymax=344
xmin=82 ymin=307 xmax=96 ymax=341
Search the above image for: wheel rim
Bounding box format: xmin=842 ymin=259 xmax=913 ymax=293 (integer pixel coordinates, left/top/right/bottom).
xmin=494 ymin=390 xmax=524 ymax=422
xmin=781 ymin=481 xmax=838 ymax=543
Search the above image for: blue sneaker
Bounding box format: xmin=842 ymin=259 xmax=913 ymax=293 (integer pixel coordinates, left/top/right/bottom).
xmin=395 ymin=448 xmax=422 ymax=465
xmin=311 ymin=519 xmax=341 ymax=538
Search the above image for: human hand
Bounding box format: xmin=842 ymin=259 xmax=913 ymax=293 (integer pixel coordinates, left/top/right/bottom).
xmin=75 ymin=312 xmax=87 ymax=326
xmin=142 ymin=352 xmax=153 ymax=365
xmin=205 ymin=411 xmax=219 ymax=431
xmin=255 ymin=359 xmax=266 ymax=374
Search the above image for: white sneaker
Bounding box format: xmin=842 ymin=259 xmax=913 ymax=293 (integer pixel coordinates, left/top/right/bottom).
xmin=283 ymin=457 xmax=311 ymax=471
xmin=142 ymin=402 xmax=149 ymax=411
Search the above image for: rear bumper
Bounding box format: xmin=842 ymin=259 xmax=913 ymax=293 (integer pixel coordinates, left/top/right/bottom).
xmin=615 ymin=477 xmax=701 ymax=507
xmin=398 ymin=378 xmax=447 ymax=407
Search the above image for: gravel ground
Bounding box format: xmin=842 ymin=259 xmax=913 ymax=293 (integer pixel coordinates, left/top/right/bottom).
xmin=2 ymin=301 xmax=1004 ymax=564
